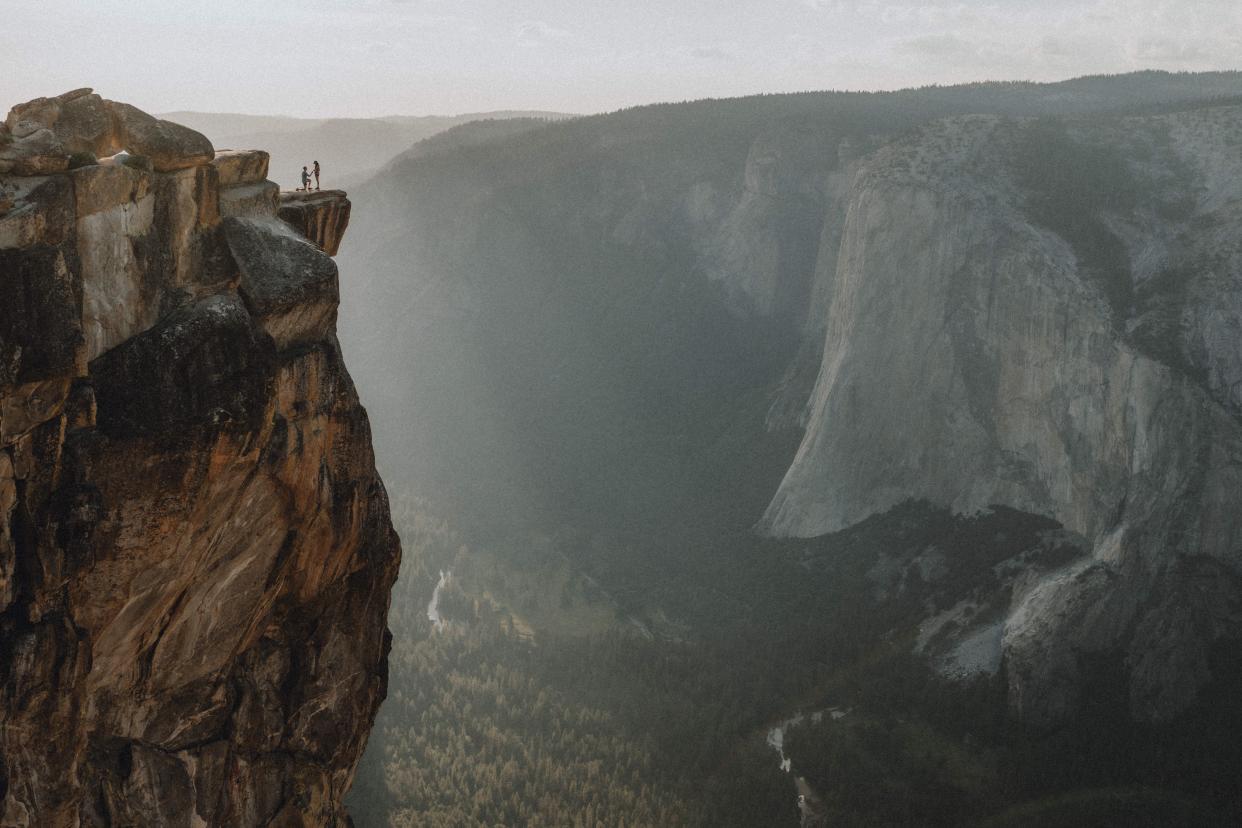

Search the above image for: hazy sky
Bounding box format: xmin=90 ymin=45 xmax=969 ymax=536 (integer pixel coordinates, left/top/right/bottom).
xmin=3 ymin=0 xmax=1239 ymax=118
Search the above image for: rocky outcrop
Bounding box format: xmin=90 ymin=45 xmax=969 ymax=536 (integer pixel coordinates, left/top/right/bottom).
xmin=278 ymin=190 xmax=351 ymax=256
xmin=0 ymin=92 xmax=399 ymax=826
xmin=759 ymin=109 xmax=1242 ymax=724
xmin=1 ymin=89 xmax=215 ymax=176
xmin=223 ymin=216 xmax=340 ymax=349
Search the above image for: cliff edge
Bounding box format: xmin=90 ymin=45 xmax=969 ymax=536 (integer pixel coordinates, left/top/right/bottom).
xmin=0 ymin=90 xmax=400 ymax=826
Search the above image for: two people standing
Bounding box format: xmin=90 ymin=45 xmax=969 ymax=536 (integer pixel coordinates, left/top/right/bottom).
xmin=299 ymin=160 xmax=321 ymax=191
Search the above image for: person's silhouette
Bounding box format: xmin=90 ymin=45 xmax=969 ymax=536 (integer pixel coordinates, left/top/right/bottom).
xmin=301 ymin=166 xmax=311 ymax=191
xmin=313 ymin=160 xmax=321 ymax=190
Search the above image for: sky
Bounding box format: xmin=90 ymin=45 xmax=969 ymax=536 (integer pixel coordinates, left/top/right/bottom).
xmin=2 ymin=0 xmax=1239 ymax=118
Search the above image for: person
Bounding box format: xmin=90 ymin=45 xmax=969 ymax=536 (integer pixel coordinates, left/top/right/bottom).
xmin=300 ymin=165 xmax=311 ymax=191
xmin=313 ymin=160 xmax=321 ymax=190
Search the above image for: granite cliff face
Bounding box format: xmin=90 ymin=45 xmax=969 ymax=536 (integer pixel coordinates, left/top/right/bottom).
xmin=278 ymin=190 xmax=351 ymax=257
xmin=337 ymin=77 xmax=1242 ymax=736
xmin=760 ymin=107 xmax=1242 ymax=724
xmin=0 ymin=91 xmax=400 ymax=826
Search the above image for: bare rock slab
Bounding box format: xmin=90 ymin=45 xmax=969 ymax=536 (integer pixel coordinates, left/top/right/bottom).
xmin=108 ymin=102 xmax=214 ymax=172
xmin=212 ymin=149 xmax=270 ymax=187
xmin=222 ymin=216 xmax=340 ymax=349
xmin=278 ymin=189 xmax=351 ymax=256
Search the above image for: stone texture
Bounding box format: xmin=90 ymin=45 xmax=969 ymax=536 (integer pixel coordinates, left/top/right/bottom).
xmin=90 ymin=294 xmax=274 ymax=439
xmin=0 ymin=377 xmax=73 ymax=445
xmin=5 ymin=96 xmax=60 ymax=136
xmin=107 ymin=102 xmax=214 ymax=172
xmin=76 ymin=182 xmax=157 ymax=360
xmin=223 ymin=217 xmax=340 ymax=349
xmin=759 ymin=111 xmax=1242 ymax=725
xmin=691 ymin=129 xmax=835 ymax=321
xmin=0 ymin=92 xmax=393 ymax=827
xmin=278 ymin=190 xmax=351 ymax=256
xmin=54 ymin=92 xmax=122 ymax=158
xmin=212 ymin=149 xmax=270 ymax=187
xmin=68 ymin=161 xmax=149 ymax=217
xmin=56 ymin=88 xmax=94 ymax=104
xmin=219 ymin=180 xmax=280 ymax=219
xmin=0 ymin=242 xmax=84 ymax=392
xmin=0 ymin=127 xmax=69 ymax=175
xmin=0 ymin=175 xmax=75 ymax=250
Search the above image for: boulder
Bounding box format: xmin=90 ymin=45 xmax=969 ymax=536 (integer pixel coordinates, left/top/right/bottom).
xmin=5 ymin=96 xmax=60 ymax=138
xmin=55 ymin=88 xmax=93 ymax=104
xmin=0 ymin=128 xmax=68 ymax=176
xmin=212 ymin=149 xmax=270 ymax=187
xmin=107 ymin=102 xmax=214 ymax=172
xmin=77 ymin=184 xmax=158 ymax=360
xmin=221 ymin=217 xmax=339 ymax=349
xmin=54 ymin=93 xmax=122 ymax=158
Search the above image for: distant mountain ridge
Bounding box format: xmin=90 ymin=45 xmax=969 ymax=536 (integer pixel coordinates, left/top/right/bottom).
xmin=335 ymin=69 xmax=1242 ymax=826
xmin=337 ymin=68 xmax=1242 ymax=724
xmin=162 ymin=108 xmax=578 ymax=188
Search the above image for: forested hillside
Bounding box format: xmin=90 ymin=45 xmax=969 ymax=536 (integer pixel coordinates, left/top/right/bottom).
xmin=352 ymin=496 xmax=1242 ymax=825
xmin=339 ymin=72 xmax=1242 ymax=826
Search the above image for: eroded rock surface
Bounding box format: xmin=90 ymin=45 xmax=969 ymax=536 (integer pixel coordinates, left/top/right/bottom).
xmin=0 ymin=88 xmax=214 ymax=176
xmin=759 ymin=109 xmax=1242 ymax=725
xmin=0 ymin=92 xmax=399 ymax=827
xmin=278 ymin=190 xmax=351 ymax=256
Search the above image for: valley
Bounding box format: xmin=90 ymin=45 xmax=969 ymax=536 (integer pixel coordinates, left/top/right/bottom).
xmin=333 ymin=71 xmax=1242 ymax=826
xmin=6 ymin=3 xmax=1241 ymax=823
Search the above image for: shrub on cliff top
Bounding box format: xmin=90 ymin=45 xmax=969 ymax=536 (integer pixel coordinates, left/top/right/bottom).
xmin=68 ymin=151 xmax=98 ymax=169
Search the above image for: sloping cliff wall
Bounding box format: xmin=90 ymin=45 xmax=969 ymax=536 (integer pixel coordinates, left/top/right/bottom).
xmin=0 ymin=90 xmax=400 ymax=826
xmin=336 ymin=79 xmax=1242 ymax=731
xmin=760 ymin=108 xmax=1242 ymax=723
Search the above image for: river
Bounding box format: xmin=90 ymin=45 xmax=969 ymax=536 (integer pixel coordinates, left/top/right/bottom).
xmin=766 ymin=709 xmax=843 ymax=826
xmin=427 ymin=570 xmax=450 ymax=629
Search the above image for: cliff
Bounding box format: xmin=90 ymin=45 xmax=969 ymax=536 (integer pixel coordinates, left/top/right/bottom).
xmin=0 ymin=91 xmax=400 ymax=826
xmin=759 ymin=108 xmax=1242 ymax=724
xmin=278 ymin=190 xmax=351 ymax=257
xmin=334 ymin=75 xmax=1242 ymax=735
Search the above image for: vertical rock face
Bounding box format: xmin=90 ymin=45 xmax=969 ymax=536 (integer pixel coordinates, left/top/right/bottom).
xmin=0 ymin=92 xmax=400 ymax=826
xmin=760 ymin=110 xmax=1242 ymax=724
xmin=277 ymin=191 xmax=351 ymax=257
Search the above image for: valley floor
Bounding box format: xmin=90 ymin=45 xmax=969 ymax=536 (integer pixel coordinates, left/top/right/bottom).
xmin=347 ymin=495 xmax=1242 ymax=827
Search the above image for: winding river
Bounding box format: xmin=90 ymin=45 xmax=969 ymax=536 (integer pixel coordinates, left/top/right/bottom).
xmin=427 ymin=570 xmax=450 ymax=629
xmin=766 ymin=709 xmax=842 ymax=826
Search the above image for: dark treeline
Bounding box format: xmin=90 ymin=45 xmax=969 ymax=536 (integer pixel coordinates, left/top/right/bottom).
xmin=340 ymin=73 xmax=1242 ymax=827
xmin=350 ymin=498 xmax=1242 ymax=826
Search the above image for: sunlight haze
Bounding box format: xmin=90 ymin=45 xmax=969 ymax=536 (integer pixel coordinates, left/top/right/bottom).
xmin=3 ymin=0 xmax=1238 ymax=116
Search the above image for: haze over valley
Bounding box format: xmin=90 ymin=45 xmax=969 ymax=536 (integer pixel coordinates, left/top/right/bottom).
xmin=333 ymin=70 xmax=1242 ymax=825
xmin=4 ymin=2 xmax=1242 ymax=825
